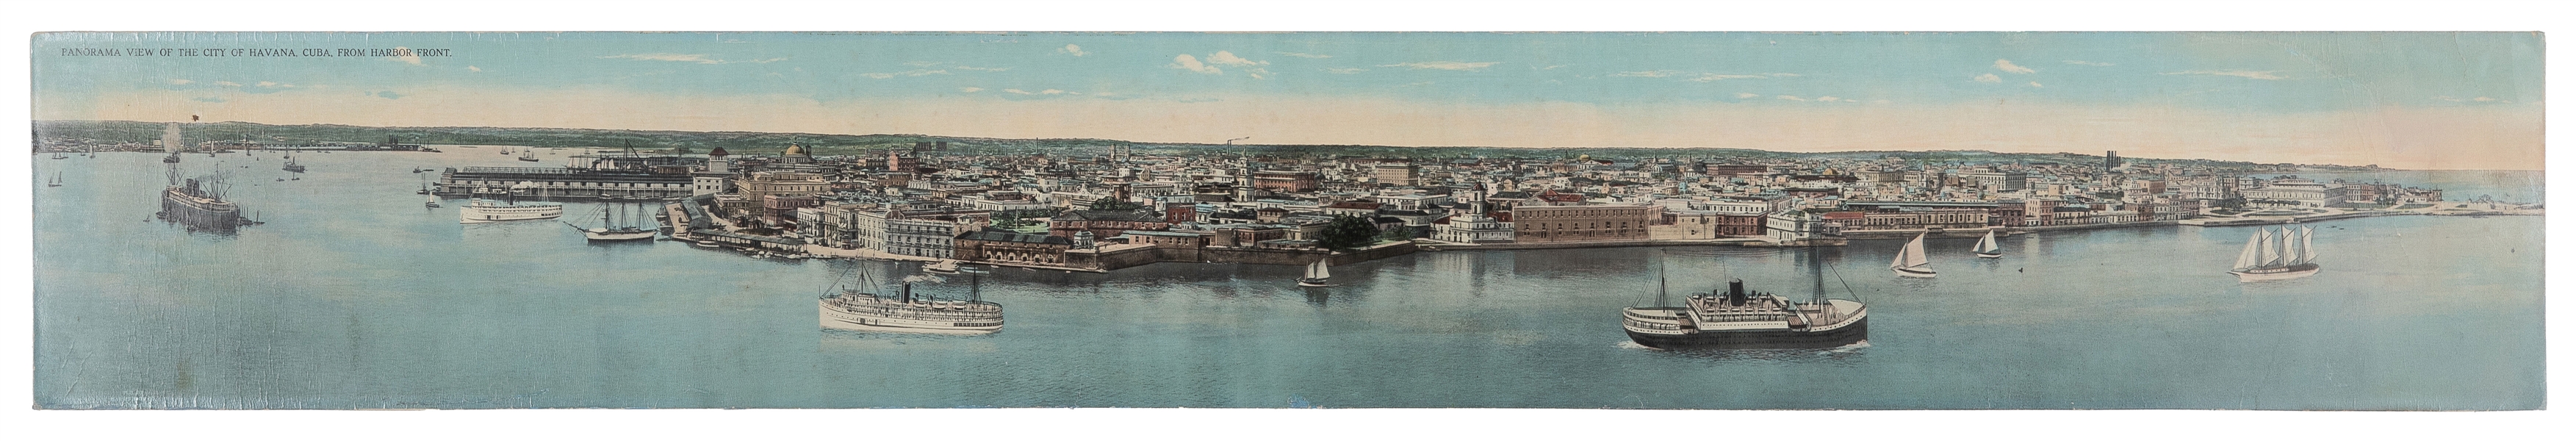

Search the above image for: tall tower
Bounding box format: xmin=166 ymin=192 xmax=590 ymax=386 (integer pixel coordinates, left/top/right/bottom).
xmin=2104 ymin=150 xmax=2121 ymax=173
xmin=707 ymin=146 xmax=733 ymax=173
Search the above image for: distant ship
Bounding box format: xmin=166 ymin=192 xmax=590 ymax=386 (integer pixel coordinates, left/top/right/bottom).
xmin=1297 ymin=259 xmax=1332 ymax=287
xmin=46 ymin=171 xmax=62 ymax=187
xmin=819 ymin=270 xmax=1004 ymax=334
xmin=1622 ymin=261 xmax=1868 ymax=349
xmin=2229 ymin=226 xmax=2320 ymax=282
xmin=923 ymin=259 xmax=962 ymax=274
xmin=517 ymin=148 xmax=541 ymax=162
xmin=281 ymin=151 xmax=306 ymax=173
xmin=566 ymin=202 xmax=655 ymax=240
xmin=1971 ymin=230 xmax=2004 ymax=259
xmin=1890 ymin=232 xmax=1935 ymax=278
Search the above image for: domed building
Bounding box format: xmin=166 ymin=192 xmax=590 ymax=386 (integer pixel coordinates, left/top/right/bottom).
xmin=780 ymin=143 xmax=813 ymax=164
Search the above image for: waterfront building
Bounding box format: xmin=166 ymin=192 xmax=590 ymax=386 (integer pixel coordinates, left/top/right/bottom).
xmin=2242 ymin=177 xmax=2342 ymax=207
xmin=1252 ymin=170 xmax=1322 ymax=193
xmin=436 ymin=166 xmax=695 ymax=200
xmin=955 ymin=229 xmax=1073 ymax=265
xmin=1048 ymin=209 xmax=1171 ymax=239
xmin=1509 ymin=204 xmax=1658 ymax=243
xmin=737 ymin=171 xmax=830 ymax=201
xmin=1373 ymin=162 xmax=1422 ymax=187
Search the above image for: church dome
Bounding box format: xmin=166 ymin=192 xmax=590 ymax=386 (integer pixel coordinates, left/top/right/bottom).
xmin=708 ymin=146 xmax=730 ymax=157
xmin=783 ymin=143 xmax=807 ymax=156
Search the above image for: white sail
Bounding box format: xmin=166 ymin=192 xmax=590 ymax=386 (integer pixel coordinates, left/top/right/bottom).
xmin=1893 ymin=233 xmax=1931 ymax=270
xmin=1973 ymin=230 xmax=2001 ymax=254
xmin=1306 ymin=260 xmax=1331 ymax=279
xmin=2231 ymin=229 xmax=2262 ymax=270
xmin=2296 ymin=226 xmax=2317 ymax=265
xmin=2254 ymin=228 xmax=2278 ymax=268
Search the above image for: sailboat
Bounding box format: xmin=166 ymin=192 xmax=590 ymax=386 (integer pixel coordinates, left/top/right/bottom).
xmin=1890 ymin=232 xmax=1936 ymax=278
xmin=1297 ymin=259 xmax=1332 ymax=287
xmin=51 ymin=151 xmax=68 ymax=159
xmin=2228 ymin=226 xmax=2320 ymax=282
xmin=517 ymin=148 xmax=541 ymax=162
xmin=566 ymin=202 xmax=656 ymax=241
xmin=46 ymin=171 xmax=63 ymax=187
xmin=1971 ymin=230 xmax=2004 ymax=259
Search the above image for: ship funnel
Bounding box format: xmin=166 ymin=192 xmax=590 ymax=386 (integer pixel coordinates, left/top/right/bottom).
xmin=1727 ymin=279 xmax=1748 ymax=306
xmin=902 ymin=284 xmax=913 ymax=303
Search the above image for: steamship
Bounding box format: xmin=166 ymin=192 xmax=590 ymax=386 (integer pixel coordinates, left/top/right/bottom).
xmin=819 ymin=271 xmax=1004 ymax=335
xmin=1622 ymin=277 xmax=1868 ymax=350
xmin=157 ymin=178 xmax=252 ymax=232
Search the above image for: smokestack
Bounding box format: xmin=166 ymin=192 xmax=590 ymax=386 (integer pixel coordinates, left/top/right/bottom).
xmin=1727 ymin=279 xmax=1747 ymax=306
xmin=902 ymin=284 xmax=913 ymax=303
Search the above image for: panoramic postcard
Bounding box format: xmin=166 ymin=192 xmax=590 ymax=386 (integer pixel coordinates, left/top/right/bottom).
xmin=31 ymin=32 xmax=2541 ymax=409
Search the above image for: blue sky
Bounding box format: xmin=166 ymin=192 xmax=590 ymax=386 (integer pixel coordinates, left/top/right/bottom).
xmin=31 ymin=32 xmax=2545 ymax=168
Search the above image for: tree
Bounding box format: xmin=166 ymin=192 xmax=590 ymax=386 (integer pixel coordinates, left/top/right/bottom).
xmin=1315 ymin=215 xmax=1381 ymax=251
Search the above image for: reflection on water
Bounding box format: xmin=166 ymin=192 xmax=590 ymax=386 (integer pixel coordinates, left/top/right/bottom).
xmin=29 ymin=153 xmax=2547 ymax=409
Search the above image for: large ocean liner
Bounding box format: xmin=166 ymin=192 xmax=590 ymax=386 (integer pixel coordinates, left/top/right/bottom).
xmin=157 ymin=177 xmax=252 ymax=232
xmin=819 ymin=270 xmax=1004 ymax=335
xmin=460 ymin=184 xmax=565 ymax=223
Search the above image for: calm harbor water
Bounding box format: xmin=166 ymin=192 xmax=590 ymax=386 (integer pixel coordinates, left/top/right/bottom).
xmin=32 ymin=151 xmax=2544 ymax=409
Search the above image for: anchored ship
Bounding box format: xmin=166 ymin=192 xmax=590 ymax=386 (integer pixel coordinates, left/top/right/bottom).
xmin=1622 ymin=253 xmax=1868 ymax=349
xmin=1890 ymin=232 xmax=1936 ymax=278
xmin=158 ymin=177 xmax=253 ymax=232
xmin=923 ymin=259 xmax=962 ymax=274
xmin=566 ymin=202 xmax=655 ymax=240
xmin=819 ymin=268 xmax=1004 ymax=335
xmin=2228 ymin=226 xmax=2320 ymax=282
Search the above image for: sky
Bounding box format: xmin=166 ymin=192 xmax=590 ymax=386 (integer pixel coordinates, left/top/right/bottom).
xmin=32 ymin=32 xmax=2544 ymax=170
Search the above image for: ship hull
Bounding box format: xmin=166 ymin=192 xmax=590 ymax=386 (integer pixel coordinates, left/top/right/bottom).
xmin=2230 ymin=263 xmax=2321 ymax=282
xmin=1975 ymin=253 xmax=2003 ymax=259
xmin=583 ymin=229 xmax=656 ymax=241
xmin=819 ymin=302 xmax=1002 ymax=335
xmin=158 ymin=187 xmax=244 ymax=232
xmin=1626 ymin=317 xmax=1869 ymax=350
xmin=459 ymin=202 xmax=564 ymax=223
xmin=1893 ymin=267 xmax=1937 ymax=278
xmin=1297 ymin=278 xmax=1331 ymax=287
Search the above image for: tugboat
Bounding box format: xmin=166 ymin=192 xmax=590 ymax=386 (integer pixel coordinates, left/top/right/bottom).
xmin=1622 ymin=252 xmax=1868 ymax=350
xmin=819 ymin=268 xmax=1004 ymax=334
xmin=1296 ymin=259 xmax=1332 ymax=287
xmin=281 ymin=151 xmax=306 ymax=173
xmin=2228 ymin=226 xmax=2321 ymax=282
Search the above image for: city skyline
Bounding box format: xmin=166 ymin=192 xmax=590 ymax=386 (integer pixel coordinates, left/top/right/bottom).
xmin=32 ymin=32 xmax=2544 ymax=170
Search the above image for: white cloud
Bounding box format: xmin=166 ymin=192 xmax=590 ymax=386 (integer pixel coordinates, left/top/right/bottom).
xmin=256 ymin=81 xmax=294 ymax=88
xmin=600 ymin=53 xmax=786 ymax=65
xmin=960 ymin=87 xmax=984 ymax=93
xmin=2063 ymin=60 xmax=2115 ymax=66
xmin=2472 ymin=96 xmax=2496 ymax=101
xmin=1816 ymin=96 xmax=1844 ymax=102
xmin=2160 ymin=70 xmax=2285 ymax=80
xmin=392 ymin=46 xmax=423 ymax=65
xmin=1245 ymin=68 xmax=1272 ymax=79
xmin=168 ymin=79 xmax=193 ymax=85
xmin=1059 ymin=44 xmax=1090 ymax=57
xmin=2029 ymin=82 xmax=2044 ymax=87
xmin=466 ymin=65 xmax=482 ymax=72
xmin=1277 ymin=51 xmax=1331 ymax=58
xmin=1379 ymin=61 xmax=1500 ymax=71
xmin=1170 ymin=54 xmax=1223 ymax=74
xmin=215 ymin=81 xmax=242 ymax=87
xmin=1994 ymin=59 xmax=2035 ymax=74
xmin=1776 ymin=96 xmax=1807 ymax=101
xmin=1205 ymin=51 xmax=1267 ymax=67
xmin=1688 ymin=74 xmax=1769 ymax=82
xmin=860 ymin=69 xmax=949 ymax=79
xmin=1767 ymin=73 xmax=1801 ymax=77
xmin=1539 ymin=65 xmax=1570 ymax=70
xmin=1974 ymin=74 xmax=2002 ymax=83
xmin=1327 ymin=67 xmax=1368 ymax=74
xmin=1735 ymin=93 xmax=1761 ymax=99
xmin=904 ymin=61 xmax=943 ymax=67
xmin=1003 ymin=89 xmax=1032 ymax=95
xmin=1612 ymin=70 xmax=1683 ymax=78
xmin=1040 ymin=89 xmax=1067 ymax=95
xmin=952 ymin=65 xmax=1011 ymax=72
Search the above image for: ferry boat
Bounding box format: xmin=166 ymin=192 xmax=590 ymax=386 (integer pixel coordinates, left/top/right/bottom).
xmin=2228 ymin=226 xmax=2321 ymax=282
xmin=1622 ymin=270 xmax=1868 ymax=350
xmin=1296 ymin=259 xmax=1332 ymax=287
xmin=1890 ymin=232 xmax=1936 ymax=278
xmin=459 ymin=198 xmax=564 ymax=223
xmin=923 ymin=259 xmax=962 ymax=274
xmin=819 ymin=270 xmax=1004 ymax=335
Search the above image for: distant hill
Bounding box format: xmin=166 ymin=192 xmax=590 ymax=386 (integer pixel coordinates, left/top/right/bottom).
xmin=33 ymin=120 xmax=2381 ymax=171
